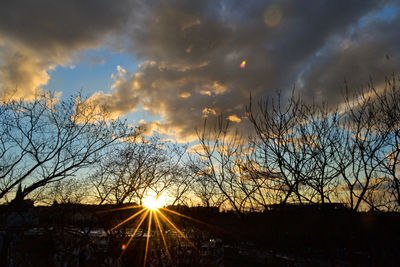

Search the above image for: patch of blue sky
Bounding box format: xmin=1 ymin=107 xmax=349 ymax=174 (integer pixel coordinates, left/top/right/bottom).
xmin=43 ymin=47 xmax=163 ymax=129
xmin=124 ymin=105 xmax=163 ymax=127
xmin=43 ymin=48 xmax=139 ymax=97
xmin=358 ymin=4 xmax=399 ymax=27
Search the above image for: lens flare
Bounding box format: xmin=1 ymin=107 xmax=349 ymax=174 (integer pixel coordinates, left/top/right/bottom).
xmin=264 ymin=5 xmax=282 ymax=27
xmin=107 ymin=198 xmax=210 ymax=266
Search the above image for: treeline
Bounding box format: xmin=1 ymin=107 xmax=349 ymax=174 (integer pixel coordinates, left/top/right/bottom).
xmin=192 ymin=76 xmax=400 ymax=213
xmin=1 ymin=75 xmax=400 ymax=213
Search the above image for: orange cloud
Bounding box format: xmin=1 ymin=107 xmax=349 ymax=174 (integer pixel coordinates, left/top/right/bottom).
xmin=179 ymin=92 xmax=191 ymax=98
xmin=227 ymin=114 xmax=241 ymax=123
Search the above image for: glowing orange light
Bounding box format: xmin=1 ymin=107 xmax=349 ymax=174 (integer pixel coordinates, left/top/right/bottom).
xmin=157 ymin=210 xmax=198 ymax=251
xmin=143 ymin=211 xmax=153 ymax=267
xmin=107 ymin=199 xmax=212 ymax=266
xmin=154 ymin=211 xmax=172 ymax=264
xmin=142 ymin=194 xmax=165 ymax=210
xmin=240 ymin=60 xmax=246 ymax=68
xmin=110 ymin=208 xmax=146 ymax=232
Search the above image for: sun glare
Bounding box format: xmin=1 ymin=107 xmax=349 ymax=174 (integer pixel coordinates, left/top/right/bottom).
xmin=108 ymin=196 xmax=202 ymax=266
xmin=142 ymin=195 xmax=164 ymax=210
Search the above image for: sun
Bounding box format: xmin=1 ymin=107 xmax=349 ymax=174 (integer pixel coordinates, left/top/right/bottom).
xmin=109 ymin=194 xmax=201 ymax=266
xmin=142 ymin=194 xmax=165 ymax=210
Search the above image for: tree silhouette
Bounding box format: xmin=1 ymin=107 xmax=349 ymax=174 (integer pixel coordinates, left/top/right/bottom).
xmin=0 ymin=92 xmax=131 ymax=202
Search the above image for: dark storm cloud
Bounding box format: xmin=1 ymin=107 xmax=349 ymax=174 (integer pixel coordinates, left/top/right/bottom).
xmin=95 ymin=0 xmax=398 ymax=139
xmin=0 ymin=0 xmax=134 ymax=98
xmin=0 ymin=0 xmax=132 ymax=53
xmin=299 ymin=14 xmax=400 ymax=104
xmin=0 ymin=0 xmax=399 ymax=139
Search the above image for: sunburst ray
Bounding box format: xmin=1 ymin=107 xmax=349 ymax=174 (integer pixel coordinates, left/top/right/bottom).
xmin=161 ymin=207 xmax=221 ymax=231
xmin=154 ymin=210 xmax=172 ymax=264
xmin=157 ymin=209 xmax=198 ymax=252
xmin=110 ymin=208 xmax=146 ymax=232
xmin=119 ymin=209 xmax=149 ymax=259
xmin=143 ymin=210 xmax=153 ymax=267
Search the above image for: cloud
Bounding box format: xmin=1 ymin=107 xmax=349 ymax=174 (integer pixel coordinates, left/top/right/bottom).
xmin=336 ymin=176 xmax=393 ymax=192
xmin=0 ymin=47 xmax=53 ymax=99
xmin=137 ymin=120 xmax=164 ymax=136
xmin=227 ymin=115 xmax=241 ymax=123
xmin=1 ymin=0 xmax=399 ymax=140
xmin=89 ymin=0 xmax=399 ymax=140
xmin=298 ymin=11 xmax=400 ymax=105
xmin=0 ymin=0 xmax=134 ymax=98
xmin=187 ymin=144 xmax=208 ymax=154
xmin=202 ymin=108 xmax=218 ymax=118
xmin=179 ymin=92 xmax=191 ymax=98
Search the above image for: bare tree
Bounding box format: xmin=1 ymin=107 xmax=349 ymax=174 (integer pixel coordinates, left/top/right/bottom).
xmin=188 ymin=157 xmax=226 ymax=208
xmin=33 ymin=177 xmax=89 ymax=205
xmin=241 ymin=82 xmax=400 ymax=212
xmin=89 ymin=134 xmax=188 ymax=206
xmin=246 ymin=92 xmax=314 ymax=206
xmin=295 ymin=103 xmax=344 ymax=204
xmin=162 ymin=165 xmax=194 ymax=206
xmin=0 ymin=92 xmax=131 ymax=202
xmin=190 ymin=117 xmax=255 ymax=214
xmin=365 ymin=74 xmax=400 ymax=210
xmin=340 ymin=81 xmax=389 ymax=211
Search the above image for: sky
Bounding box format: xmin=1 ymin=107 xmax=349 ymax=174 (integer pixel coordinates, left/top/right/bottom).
xmin=0 ymin=0 xmax=399 ymax=141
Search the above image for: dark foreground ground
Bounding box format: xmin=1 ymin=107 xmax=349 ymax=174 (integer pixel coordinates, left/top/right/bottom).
xmin=1 ymin=202 xmax=399 ymax=266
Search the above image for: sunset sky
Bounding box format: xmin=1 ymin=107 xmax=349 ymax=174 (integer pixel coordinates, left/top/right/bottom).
xmin=0 ymin=0 xmax=399 ymax=141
